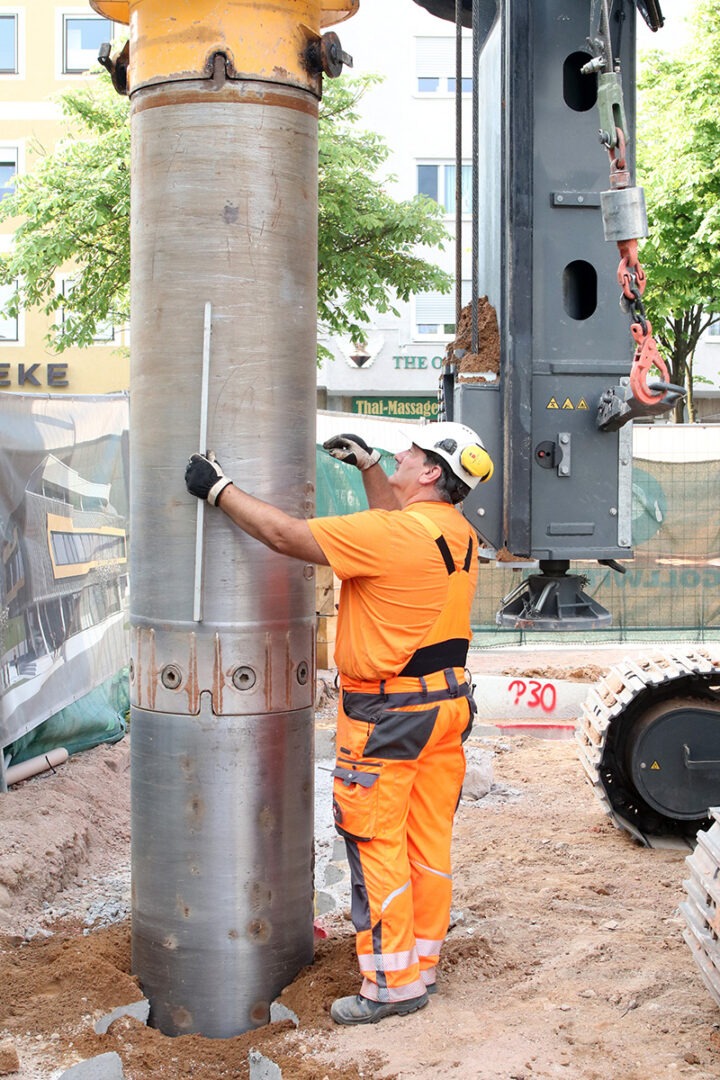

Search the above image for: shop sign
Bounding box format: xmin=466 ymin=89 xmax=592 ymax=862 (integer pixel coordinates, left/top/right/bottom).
xmin=0 ymin=363 xmax=69 ymax=389
xmin=351 ymin=396 xmax=439 ymax=419
xmin=392 ymin=355 xmax=444 ymax=370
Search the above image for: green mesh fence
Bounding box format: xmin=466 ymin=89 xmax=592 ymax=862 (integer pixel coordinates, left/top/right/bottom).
xmin=7 ymin=668 xmax=129 ymax=766
xmin=316 ymin=447 xmax=396 ymax=516
xmin=470 ymin=451 xmax=720 ymax=645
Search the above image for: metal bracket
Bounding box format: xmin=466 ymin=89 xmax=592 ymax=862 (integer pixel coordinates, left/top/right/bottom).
xmin=596 ymin=383 xmax=685 ymax=432
xmin=683 ymin=744 xmax=720 ymax=773
xmin=552 ymin=191 xmax=601 ymax=208
xmin=533 ymin=434 xmax=570 ymax=476
xmin=304 ymin=32 xmax=353 ymax=78
xmin=98 ymin=40 xmax=129 ymax=95
xmin=557 ymin=433 xmax=571 ymax=476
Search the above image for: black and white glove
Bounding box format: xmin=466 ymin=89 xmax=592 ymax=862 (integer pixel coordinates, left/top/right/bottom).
xmin=323 ymin=433 xmax=381 ymax=471
xmin=185 ymin=452 xmax=233 ymax=506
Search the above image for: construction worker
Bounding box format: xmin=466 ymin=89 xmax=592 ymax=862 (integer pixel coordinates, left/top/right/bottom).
xmin=184 ymin=421 xmax=493 ymax=1025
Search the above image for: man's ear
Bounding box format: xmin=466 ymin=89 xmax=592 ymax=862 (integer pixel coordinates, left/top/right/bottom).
xmin=419 ymin=461 xmax=442 ymax=487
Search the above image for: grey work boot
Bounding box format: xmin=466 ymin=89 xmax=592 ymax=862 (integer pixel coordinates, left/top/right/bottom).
xmin=330 ymin=992 xmax=429 ymax=1025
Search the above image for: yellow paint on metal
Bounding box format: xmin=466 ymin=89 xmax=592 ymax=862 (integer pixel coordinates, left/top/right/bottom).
xmin=89 ymin=1 xmax=359 ymax=92
xmin=90 ymin=1 xmax=130 ymax=21
xmin=320 ymin=0 xmax=359 ymax=27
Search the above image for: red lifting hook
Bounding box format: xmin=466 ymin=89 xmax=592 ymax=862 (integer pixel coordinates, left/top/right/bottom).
xmin=629 ymin=321 xmax=671 ymax=406
xmin=618 ymin=253 xmax=646 ymax=300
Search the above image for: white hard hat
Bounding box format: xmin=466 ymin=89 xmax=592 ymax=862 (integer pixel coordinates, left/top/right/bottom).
xmin=405 ymin=421 xmax=494 ymax=488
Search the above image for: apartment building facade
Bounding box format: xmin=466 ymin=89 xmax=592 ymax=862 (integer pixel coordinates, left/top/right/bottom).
xmin=317 ymin=4 xmax=475 ymax=419
xmin=0 ymin=1 xmax=127 ymax=394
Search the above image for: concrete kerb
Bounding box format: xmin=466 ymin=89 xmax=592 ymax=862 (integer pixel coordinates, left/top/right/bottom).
xmin=93 ymin=999 xmax=150 ymax=1035
xmin=249 ymin=1049 xmax=283 ymax=1079
xmin=58 ymin=1052 xmax=126 ymax=1080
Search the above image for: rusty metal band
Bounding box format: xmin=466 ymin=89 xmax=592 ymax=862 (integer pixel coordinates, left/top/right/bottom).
xmin=131 ymin=81 xmax=319 ymax=118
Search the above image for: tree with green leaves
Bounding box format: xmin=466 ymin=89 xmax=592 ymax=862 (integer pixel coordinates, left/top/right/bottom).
xmin=317 ymin=75 xmax=451 ymax=360
xmin=636 ymin=0 xmax=720 ymax=421
xmin=0 ymin=80 xmax=131 ymax=351
xmin=0 ymin=72 xmax=450 ymax=359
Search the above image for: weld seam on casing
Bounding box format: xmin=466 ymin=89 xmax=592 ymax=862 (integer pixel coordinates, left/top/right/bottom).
xmin=130 ymin=80 xmax=319 ymax=118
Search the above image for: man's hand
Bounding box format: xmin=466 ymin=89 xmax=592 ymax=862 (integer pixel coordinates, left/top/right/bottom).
xmin=323 ymin=433 xmax=381 ymax=471
xmin=185 ymin=452 xmax=233 ymax=506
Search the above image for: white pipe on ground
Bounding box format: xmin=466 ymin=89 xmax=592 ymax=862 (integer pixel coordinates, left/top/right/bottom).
xmin=472 ymin=675 xmax=589 ymax=723
xmin=5 ymin=747 xmax=69 ymax=787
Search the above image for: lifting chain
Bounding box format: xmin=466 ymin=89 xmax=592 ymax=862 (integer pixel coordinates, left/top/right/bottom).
xmin=607 ymin=126 xmax=677 ymax=406
xmin=586 ymin=1 xmax=683 ymax=411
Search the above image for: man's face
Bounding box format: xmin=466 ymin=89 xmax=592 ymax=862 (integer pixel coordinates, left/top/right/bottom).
xmin=388 ymin=444 xmax=439 ymax=501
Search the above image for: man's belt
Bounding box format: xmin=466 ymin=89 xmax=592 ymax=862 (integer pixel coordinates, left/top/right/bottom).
xmin=399 ymin=637 xmax=469 ymax=677
xmin=344 ymin=666 xmax=472 ymax=709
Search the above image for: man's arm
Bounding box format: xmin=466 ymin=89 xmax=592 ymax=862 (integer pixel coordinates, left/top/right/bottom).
xmin=215 ymin=484 xmax=329 ymax=564
xmin=322 ymin=433 xmax=400 ymax=510
xmin=185 ymin=453 xmax=329 ymax=564
xmin=360 ymin=462 xmax=400 ymax=510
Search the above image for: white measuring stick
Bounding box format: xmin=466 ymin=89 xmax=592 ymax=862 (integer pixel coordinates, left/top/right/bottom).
xmin=193 ymin=301 xmax=212 ymax=622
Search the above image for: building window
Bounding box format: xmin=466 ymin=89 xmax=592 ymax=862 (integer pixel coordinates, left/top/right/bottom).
xmin=447 ymin=77 xmax=473 ymax=94
xmin=417 ymin=164 xmax=439 ymax=203
xmin=0 ymin=280 xmax=19 ymax=342
xmin=0 ymin=14 xmax=17 ymax=74
xmin=417 ymin=163 xmax=472 ymax=215
xmin=707 ymin=320 xmax=720 ymax=338
xmin=419 ymin=76 xmax=473 ymax=94
xmin=62 ymin=14 xmax=113 ymax=75
xmin=414 ymin=280 xmax=470 ymax=340
xmin=416 ymin=35 xmax=472 ymax=94
xmin=61 ymin=278 xmax=115 ymax=343
xmin=50 ymin=528 xmax=126 ymax=568
xmin=0 ymin=147 xmax=18 ymax=200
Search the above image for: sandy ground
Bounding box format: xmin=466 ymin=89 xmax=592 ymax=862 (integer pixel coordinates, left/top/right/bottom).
xmin=1 ymin=646 xmax=719 ymax=1079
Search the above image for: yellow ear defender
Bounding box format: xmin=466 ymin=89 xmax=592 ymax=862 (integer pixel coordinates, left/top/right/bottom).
xmin=460 ymin=444 xmax=494 ymax=483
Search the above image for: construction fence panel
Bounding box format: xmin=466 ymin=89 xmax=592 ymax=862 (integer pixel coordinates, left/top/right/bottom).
xmin=0 ymin=393 xmax=130 ymax=767
xmin=469 ymin=424 xmax=720 ymax=644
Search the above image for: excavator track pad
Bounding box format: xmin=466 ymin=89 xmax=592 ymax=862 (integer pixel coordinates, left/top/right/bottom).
xmin=577 ymin=649 xmax=720 ymax=1008
xmin=576 ymin=647 xmax=720 ymax=846
xmin=681 ymin=807 xmax=720 ymax=1009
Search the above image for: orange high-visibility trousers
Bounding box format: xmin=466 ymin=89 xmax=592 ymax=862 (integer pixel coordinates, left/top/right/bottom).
xmin=332 ymin=669 xmax=474 ymax=1002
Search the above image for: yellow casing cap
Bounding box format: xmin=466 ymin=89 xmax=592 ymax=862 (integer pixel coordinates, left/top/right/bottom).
xmin=89 ymin=0 xmax=359 ymax=92
xmin=460 ymin=444 xmax=494 ymax=483
xmin=89 ymin=2 xmax=130 ymax=19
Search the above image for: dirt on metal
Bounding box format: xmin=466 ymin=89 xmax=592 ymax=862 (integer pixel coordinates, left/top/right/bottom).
xmin=444 ymin=297 xmax=501 ymax=380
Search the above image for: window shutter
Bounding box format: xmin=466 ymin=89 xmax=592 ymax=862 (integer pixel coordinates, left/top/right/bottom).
xmin=415 ymin=36 xmax=471 ymax=78
xmin=416 ymin=281 xmax=471 ymax=323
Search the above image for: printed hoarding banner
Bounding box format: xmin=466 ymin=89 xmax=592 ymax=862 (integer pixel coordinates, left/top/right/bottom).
xmin=0 ymin=393 xmax=130 ymax=765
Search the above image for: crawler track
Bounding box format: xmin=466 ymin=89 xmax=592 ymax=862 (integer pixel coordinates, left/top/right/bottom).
xmin=577 ymin=648 xmax=720 ymax=1011
xmin=576 ymin=647 xmax=720 ymax=845
xmin=680 ymin=808 xmax=720 ymax=1008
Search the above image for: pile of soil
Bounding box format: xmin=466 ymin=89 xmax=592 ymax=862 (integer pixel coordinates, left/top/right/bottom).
xmin=501 ymin=664 xmax=607 ymax=683
xmin=444 ymin=298 xmax=500 ymax=380
xmin=2 ymin=653 xmax=719 ymax=1079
